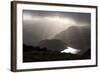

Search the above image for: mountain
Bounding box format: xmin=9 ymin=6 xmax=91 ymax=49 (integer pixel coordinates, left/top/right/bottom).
xmin=53 ymin=26 xmax=90 ymax=54
xmin=38 ymin=39 xmax=67 ymax=51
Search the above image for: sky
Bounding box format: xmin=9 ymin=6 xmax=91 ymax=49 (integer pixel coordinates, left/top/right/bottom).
xmin=23 ymin=10 xmax=91 ymax=47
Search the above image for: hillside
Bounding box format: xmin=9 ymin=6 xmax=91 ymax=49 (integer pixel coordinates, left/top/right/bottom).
xmin=23 ymin=44 xmax=90 ymax=62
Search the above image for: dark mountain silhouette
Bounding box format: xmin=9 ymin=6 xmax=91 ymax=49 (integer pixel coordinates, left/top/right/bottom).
xmin=23 ymin=44 xmax=48 ymax=52
xmin=80 ymin=48 xmax=91 ymax=59
xmin=53 ymin=26 xmax=90 ymax=55
xmin=38 ymin=39 xmax=67 ymax=51
xmin=23 ymin=43 xmax=91 ymax=62
xmin=23 ymin=44 xmax=91 ymax=62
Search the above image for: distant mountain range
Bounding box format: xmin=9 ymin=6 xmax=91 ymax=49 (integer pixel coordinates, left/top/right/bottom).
xmin=23 ymin=26 xmax=91 ymax=55
xmin=37 ymin=26 xmax=90 ymax=54
xmin=53 ymin=26 xmax=91 ymax=54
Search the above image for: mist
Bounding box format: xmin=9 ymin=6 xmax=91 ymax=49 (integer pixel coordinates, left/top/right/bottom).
xmin=23 ymin=10 xmax=91 ymax=47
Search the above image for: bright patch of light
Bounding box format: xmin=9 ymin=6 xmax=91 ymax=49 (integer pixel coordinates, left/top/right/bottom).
xmin=61 ymin=46 xmax=80 ymax=54
xmin=44 ymin=16 xmax=76 ymax=25
xmin=23 ymin=14 xmax=76 ymax=26
xmin=23 ymin=14 xmax=40 ymax=21
xmin=23 ymin=14 xmax=32 ymax=20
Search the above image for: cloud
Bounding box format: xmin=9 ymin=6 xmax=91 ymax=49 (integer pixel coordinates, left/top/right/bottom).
xmin=23 ymin=10 xmax=90 ymax=48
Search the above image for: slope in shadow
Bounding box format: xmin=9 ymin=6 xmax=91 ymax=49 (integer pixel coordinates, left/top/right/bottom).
xmin=53 ymin=26 xmax=91 ymax=55
xmin=23 ymin=43 xmax=91 ymax=62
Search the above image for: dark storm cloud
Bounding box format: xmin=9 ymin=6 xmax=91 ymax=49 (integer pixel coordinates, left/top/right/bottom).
xmin=23 ymin=10 xmax=91 ymax=25
xmin=23 ymin=10 xmax=91 ymax=47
